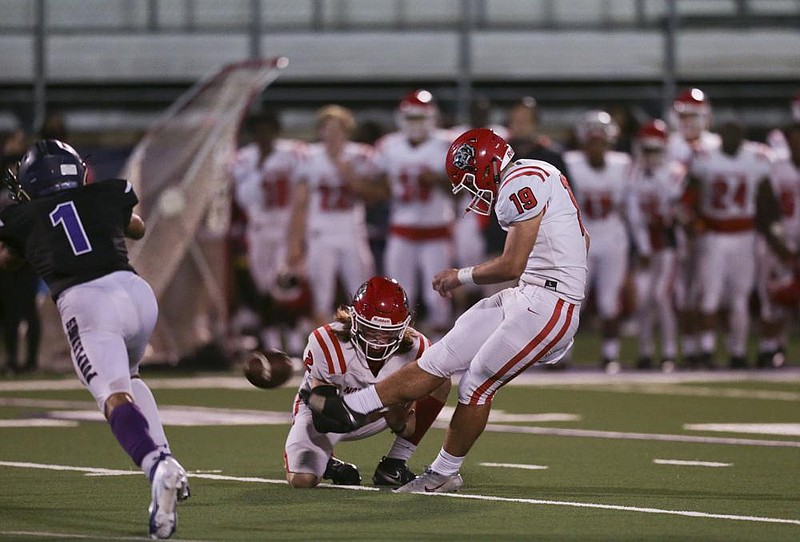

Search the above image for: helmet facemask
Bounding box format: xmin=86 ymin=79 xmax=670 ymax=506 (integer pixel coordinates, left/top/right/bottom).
xmin=350 ymin=307 xmax=411 ymax=365
xmin=452 ymin=171 xmax=494 ymax=216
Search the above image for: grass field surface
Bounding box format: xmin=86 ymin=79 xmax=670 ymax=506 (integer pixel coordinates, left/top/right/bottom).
xmin=1 ymin=359 xmax=798 ymax=541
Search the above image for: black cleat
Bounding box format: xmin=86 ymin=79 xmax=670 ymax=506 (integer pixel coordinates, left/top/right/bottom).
xmin=372 ymin=456 xmax=416 ymax=487
xmin=323 ymin=457 xmax=361 ymax=485
xmin=729 ymin=356 xmax=748 ymax=370
xmin=636 ymin=356 xmax=653 ymax=370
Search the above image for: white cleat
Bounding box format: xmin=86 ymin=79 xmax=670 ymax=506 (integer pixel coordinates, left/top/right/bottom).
xmin=393 ymin=467 xmax=464 ymax=494
xmin=148 ymin=456 xmax=190 ymax=539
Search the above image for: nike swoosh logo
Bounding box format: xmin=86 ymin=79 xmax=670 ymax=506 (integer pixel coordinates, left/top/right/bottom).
xmin=526 ymin=307 xmax=536 ymax=314
xmin=382 ymin=471 xmax=402 ymax=482
xmin=424 ymin=481 xmax=447 ymax=492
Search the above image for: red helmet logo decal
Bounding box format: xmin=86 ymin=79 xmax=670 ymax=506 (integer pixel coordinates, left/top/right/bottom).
xmin=452 ymin=142 xmax=476 ymax=171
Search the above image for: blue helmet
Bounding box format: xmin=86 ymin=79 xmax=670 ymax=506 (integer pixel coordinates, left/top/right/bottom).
xmin=15 ymin=139 xmax=86 ymax=200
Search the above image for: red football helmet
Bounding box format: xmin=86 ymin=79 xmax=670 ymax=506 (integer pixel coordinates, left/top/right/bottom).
xmin=635 ymin=119 xmax=669 ymax=168
xmin=673 ymin=88 xmax=711 ymax=140
xmin=575 ymin=110 xmax=619 ymax=146
xmin=350 ymin=276 xmax=411 ymax=364
xmin=446 ymin=128 xmax=515 ymax=216
xmin=396 ymin=89 xmax=438 ymax=142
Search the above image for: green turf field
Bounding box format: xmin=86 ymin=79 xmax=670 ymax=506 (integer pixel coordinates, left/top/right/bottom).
xmin=0 ymin=366 xmax=798 ymax=541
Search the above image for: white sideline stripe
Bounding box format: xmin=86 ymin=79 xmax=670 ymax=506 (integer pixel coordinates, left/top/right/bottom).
xmin=1 ymin=461 xmax=798 ymax=528
xmin=684 ymin=423 xmax=800 ymax=437
xmin=480 ymin=462 xmax=549 ymax=470
xmin=551 ymin=383 xmax=800 ymax=402
xmin=478 ymin=423 xmax=800 ymax=448
xmin=0 ymin=530 xmax=209 ymax=541
xmin=0 ymin=419 xmax=78 ymax=428
xmin=654 ymin=459 xmax=733 ymax=467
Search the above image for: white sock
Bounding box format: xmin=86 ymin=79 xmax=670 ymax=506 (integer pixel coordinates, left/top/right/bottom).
xmin=430 ymin=448 xmax=464 ymax=476
xmin=131 ymin=378 xmax=171 ymax=455
xmin=141 ymin=449 xmax=165 ymax=480
xmin=601 ymin=338 xmax=620 ymax=361
xmin=699 ymin=331 xmax=716 ymax=354
xmin=386 ymin=437 xmax=416 ymax=462
xmin=343 ymin=385 xmax=384 ymax=415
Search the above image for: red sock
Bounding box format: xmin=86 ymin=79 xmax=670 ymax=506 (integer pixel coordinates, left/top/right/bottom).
xmin=407 ymin=395 xmax=446 ymax=445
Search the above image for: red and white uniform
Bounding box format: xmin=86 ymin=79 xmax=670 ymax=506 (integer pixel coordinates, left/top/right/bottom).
xmin=295 ymin=142 xmax=377 ymax=316
xmin=629 ymin=160 xmax=687 ymax=360
xmin=563 ymin=149 xmax=633 ymax=319
xmin=285 ymin=322 xmax=430 ymax=477
xmin=667 ymin=131 xmax=721 ymax=167
xmin=448 ymin=125 xmax=509 ymax=271
xmin=691 ymin=141 xmax=772 ymax=354
xmin=372 ymin=130 xmax=455 ymax=329
xmin=229 ymin=140 xmax=305 ymax=293
xmin=418 ymin=160 xmax=586 ymax=405
xmin=758 ymin=152 xmax=800 ymax=320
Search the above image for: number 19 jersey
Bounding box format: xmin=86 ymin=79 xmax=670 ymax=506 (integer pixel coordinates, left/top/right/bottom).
xmin=494 ymin=159 xmax=588 ymax=303
xmin=0 ymin=178 xmax=137 ymax=299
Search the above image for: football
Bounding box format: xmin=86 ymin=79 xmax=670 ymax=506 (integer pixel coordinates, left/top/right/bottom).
xmin=243 ymin=349 xmax=294 ymax=389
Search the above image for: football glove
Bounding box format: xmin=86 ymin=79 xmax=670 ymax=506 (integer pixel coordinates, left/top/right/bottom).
xmin=299 ymin=385 xmax=366 ymax=434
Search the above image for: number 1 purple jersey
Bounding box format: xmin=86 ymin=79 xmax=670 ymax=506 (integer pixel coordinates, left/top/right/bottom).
xmin=0 ymin=178 xmax=137 ymax=298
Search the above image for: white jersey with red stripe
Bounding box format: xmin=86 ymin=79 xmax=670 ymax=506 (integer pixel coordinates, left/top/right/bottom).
xmin=628 ymin=160 xmax=687 ymax=251
xmin=563 ymin=150 xmax=632 ymax=246
xmin=769 ymin=153 xmax=800 ymax=247
xmin=298 ymin=321 xmax=431 ymax=396
xmin=372 ymin=130 xmax=455 ymax=229
xmin=494 ymin=159 xmax=588 ymax=303
xmin=230 ymin=140 xmax=305 ymax=231
xmin=691 ymin=141 xmax=773 ymax=229
xmin=294 ymin=141 xmax=377 ymax=235
xmin=667 ymin=130 xmax=721 ymax=167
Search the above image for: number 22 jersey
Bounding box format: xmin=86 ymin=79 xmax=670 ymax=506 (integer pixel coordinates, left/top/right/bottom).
xmin=494 ymin=159 xmax=588 ymax=303
xmin=0 ymin=178 xmax=137 ymax=299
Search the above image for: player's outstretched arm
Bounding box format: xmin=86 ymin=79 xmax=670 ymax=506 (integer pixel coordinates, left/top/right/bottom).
xmin=433 ymin=212 xmax=542 ymax=297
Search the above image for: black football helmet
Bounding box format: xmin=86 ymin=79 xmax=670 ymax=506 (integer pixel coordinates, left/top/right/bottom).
xmin=8 ymin=139 xmax=86 ymax=201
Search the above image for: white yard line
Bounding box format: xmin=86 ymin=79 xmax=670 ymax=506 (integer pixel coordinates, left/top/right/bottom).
xmin=654 ymin=459 xmax=733 ymax=467
xmin=0 ymin=530 xmax=209 ymax=541
xmin=0 ymin=461 xmax=798 ymax=528
xmin=480 ymin=462 xmax=549 ymax=470
xmin=477 ymin=423 xmax=800 ymax=448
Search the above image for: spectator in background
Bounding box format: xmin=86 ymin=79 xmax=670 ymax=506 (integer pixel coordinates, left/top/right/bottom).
xmin=0 ymin=129 xmax=41 ymax=374
xmin=229 ymin=110 xmax=308 ymax=354
xmin=287 ymin=105 xmax=381 ymax=328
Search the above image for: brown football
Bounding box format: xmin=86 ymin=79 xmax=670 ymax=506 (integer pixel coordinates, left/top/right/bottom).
xmin=243 ymin=349 xmax=294 ymax=389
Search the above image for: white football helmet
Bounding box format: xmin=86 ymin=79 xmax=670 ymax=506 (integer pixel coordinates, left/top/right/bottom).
xmin=673 ymin=88 xmax=711 ymax=141
xmin=575 ymin=110 xmax=619 ymax=146
xmin=396 ymin=89 xmax=438 ymax=143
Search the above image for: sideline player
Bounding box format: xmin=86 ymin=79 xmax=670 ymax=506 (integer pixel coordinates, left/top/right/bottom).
xmin=756 ymin=122 xmax=800 ymax=367
xmin=0 ymin=140 xmax=189 ymax=539
xmin=668 ymin=88 xmax=721 ymax=366
xmin=628 ymin=120 xmax=686 ymax=371
xmin=285 ymin=276 xmax=450 ymax=488
xmin=302 ymin=128 xmax=588 ymax=493
xmin=287 ymin=105 xmax=380 ymax=327
xmin=564 ymin=110 xmax=640 ymax=372
xmin=371 ymin=90 xmax=455 ymax=337
xmin=686 ymin=120 xmax=773 ymax=368
xmin=229 ymin=110 xmax=306 ymax=351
